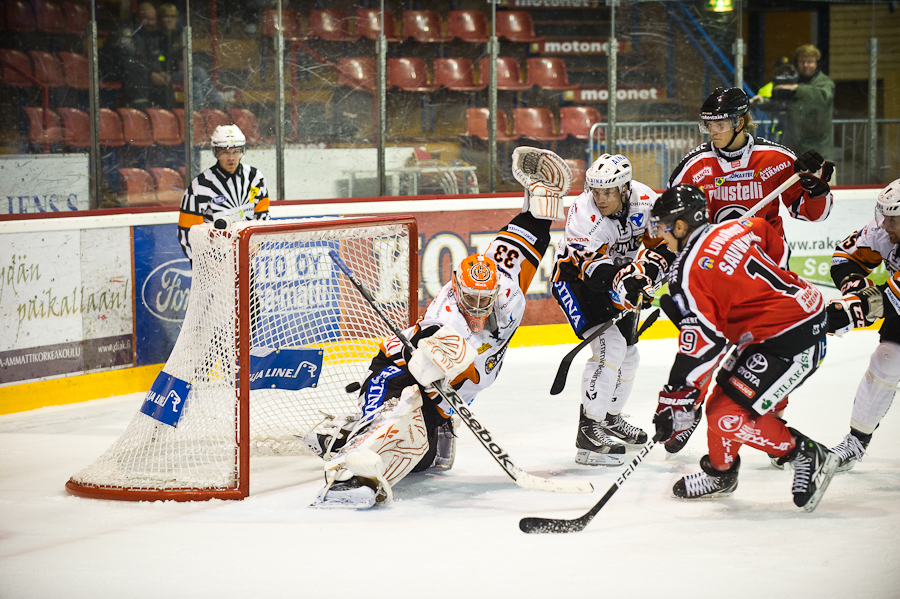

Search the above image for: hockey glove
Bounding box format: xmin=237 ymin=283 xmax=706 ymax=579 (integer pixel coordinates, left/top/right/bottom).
xmin=838 ymin=273 xmax=874 ymax=295
xmin=793 ymin=150 xmax=835 ymax=199
xmin=408 ymin=325 xmax=478 ymax=385
xmin=512 ymin=147 xmax=572 ymax=221
xmin=611 ymin=262 xmax=654 ymax=311
xmin=826 ymin=287 xmax=884 ymax=337
xmin=654 ymin=385 xmax=701 ymax=444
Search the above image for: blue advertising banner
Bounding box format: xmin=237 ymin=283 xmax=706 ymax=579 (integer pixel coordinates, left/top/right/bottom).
xmin=140 ymin=371 xmax=191 ymax=427
xmin=248 ymin=347 xmax=324 ymax=391
xmin=133 ymin=224 xmax=191 ymax=366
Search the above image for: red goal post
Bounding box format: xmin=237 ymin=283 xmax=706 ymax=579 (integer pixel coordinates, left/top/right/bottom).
xmin=66 ymin=216 xmax=418 ymax=501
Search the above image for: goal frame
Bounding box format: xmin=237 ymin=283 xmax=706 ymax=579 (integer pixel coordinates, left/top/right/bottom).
xmin=65 ymin=215 xmax=418 ymax=501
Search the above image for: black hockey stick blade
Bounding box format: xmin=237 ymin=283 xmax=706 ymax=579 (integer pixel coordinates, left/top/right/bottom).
xmin=519 ymin=431 xmax=665 ymax=534
xmin=637 ymin=308 xmax=660 ymax=337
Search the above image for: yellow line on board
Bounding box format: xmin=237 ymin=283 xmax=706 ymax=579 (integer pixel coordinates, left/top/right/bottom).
xmin=509 ymin=318 xmax=678 ymax=348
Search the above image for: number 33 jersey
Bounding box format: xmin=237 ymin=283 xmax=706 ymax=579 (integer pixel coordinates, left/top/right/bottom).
xmin=666 ymin=217 xmax=824 ymax=389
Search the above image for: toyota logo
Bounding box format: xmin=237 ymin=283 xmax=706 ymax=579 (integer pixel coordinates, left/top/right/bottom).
xmin=746 ymin=353 xmax=769 ymax=373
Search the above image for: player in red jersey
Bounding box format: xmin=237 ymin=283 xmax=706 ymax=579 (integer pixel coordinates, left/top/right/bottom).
xmin=669 ymin=87 xmax=834 ymax=240
xmin=649 ymin=184 xmax=840 ymax=512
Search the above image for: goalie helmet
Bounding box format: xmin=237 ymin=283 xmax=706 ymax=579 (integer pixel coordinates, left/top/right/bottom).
xmin=651 ymin=185 xmax=709 ymax=235
xmin=699 ymin=87 xmax=750 ymax=133
xmin=452 ymin=253 xmax=500 ymax=334
xmin=210 ymin=124 xmax=246 ymax=149
xmin=584 ymin=153 xmax=632 ymax=195
xmin=876 ymin=178 xmax=900 ymax=217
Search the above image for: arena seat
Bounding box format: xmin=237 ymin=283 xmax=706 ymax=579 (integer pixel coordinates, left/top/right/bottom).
xmin=434 ymin=58 xmax=485 ymax=92
xmin=560 ymin=106 xmax=602 ymax=140
xmin=1 ymin=49 xmax=34 ymax=88
xmin=262 ymin=9 xmax=301 ymax=40
xmin=28 ymin=51 xmax=65 ymax=90
xmin=337 ymin=57 xmax=376 ymax=91
xmin=356 ymin=9 xmax=400 ymax=41
xmin=57 ymin=107 xmax=90 ymax=148
xmin=99 ymin=108 xmax=125 ymax=146
xmin=174 ymin=109 xmax=208 ymax=146
xmin=118 ymin=168 xmax=157 ymax=205
xmin=228 ymin=108 xmax=266 ymax=145
xmin=464 ymin=108 xmax=517 ymax=141
xmin=388 ymin=58 xmax=439 ymax=92
xmin=117 ymin=108 xmax=154 ymax=147
xmin=565 ymin=159 xmax=587 ymax=187
xmin=61 ymin=1 xmax=88 ymax=35
xmin=495 ymin=11 xmax=543 ymax=42
xmin=6 ymin=0 xmax=36 ymax=33
xmin=24 ymin=107 xmax=62 ymax=149
xmin=308 ymin=9 xmax=355 ymax=41
xmin=479 ymin=57 xmax=531 ymax=91
xmin=403 ymin=11 xmax=450 ymax=43
xmin=145 ymin=108 xmax=182 ymax=146
xmin=201 ymin=109 xmax=231 ymax=138
xmin=526 ymin=58 xmax=579 ymax=91
xmin=32 ymin=0 xmax=65 ymax=34
xmin=150 ymin=167 xmax=186 ymax=205
xmin=448 ymin=10 xmax=489 ymax=43
xmin=512 ymin=107 xmax=566 ymax=141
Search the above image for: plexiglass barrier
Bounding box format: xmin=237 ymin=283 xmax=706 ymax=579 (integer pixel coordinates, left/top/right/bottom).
xmin=1 ymin=1 xmax=897 ymax=214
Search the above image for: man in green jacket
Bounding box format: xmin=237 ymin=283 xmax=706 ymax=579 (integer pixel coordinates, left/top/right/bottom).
xmin=776 ymin=44 xmax=835 ymax=162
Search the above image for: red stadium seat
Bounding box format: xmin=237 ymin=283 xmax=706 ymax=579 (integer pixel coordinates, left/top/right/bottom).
xmin=145 ymin=108 xmax=182 ymax=146
xmin=5 ymin=0 xmax=36 ymax=33
xmin=99 ymin=108 xmax=125 ymax=146
xmin=434 ymin=58 xmax=485 ymax=91
xmin=512 ymin=107 xmax=566 ymax=141
xmin=57 ymin=107 xmax=90 ymax=148
xmin=337 ymin=57 xmax=375 ymax=91
xmin=61 ymin=1 xmax=88 ymax=35
xmin=448 ymin=10 xmax=489 ymax=43
xmin=388 ymin=58 xmax=439 ymax=92
xmin=263 ymin=9 xmax=301 ymax=40
xmin=174 ymin=109 xmax=208 ymax=146
xmin=117 ymin=108 xmax=154 ymax=147
xmin=559 ymin=106 xmax=602 ymax=140
xmin=464 ymin=108 xmax=517 ymax=141
xmin=28 ymin=51 xmax=65 ymax=88
xmin=565 ymin=159 xmax=586 ymax=187
xmin=58 ymin=51 xmax=87 ymax=89
xmin=201 ymin=109 xmax=231 ymax=138
xmin=402 ymin=11 xmax=450 ymax=43
xmin=496 ymin=11 xmax=543 ymax=42
xmin=356 ymin=9 xmax=400 ymax=42
xmin=150 ymin=167 xmax=186 ymax=205
xmin=32 ymin=0 xmax=65 ymax=33
xmin=308 ymin=9 xmax=355 ymax=41
xmin=24 ymin=107 xmax=62 ymax=147
xmin=1 ymin=49 xmax=34 ymax=87
xmin=479 ymin=57 xmax=531 ymax=91
xmin=118 ymin=168 xmax=157 ymax=205
xmin=526 ymin=58 xmax=578 ymax=91
xmin=228 ymin=108 xmax=264 ymax=145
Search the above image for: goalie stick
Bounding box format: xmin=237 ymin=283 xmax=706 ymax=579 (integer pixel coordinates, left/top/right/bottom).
xmin=519 ymin=431 xmax=666 ymax=534
xmin=328 ymin=250 xmax=593 ymax=495
xmin=550 ymin=307 xmax=660 ymax=396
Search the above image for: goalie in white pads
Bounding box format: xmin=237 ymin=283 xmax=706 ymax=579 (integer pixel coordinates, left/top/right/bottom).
xmin=305 ymin=148 xmax=571 ymax=508
xmin=826 ymin=178 xmax=900 ymax=471
xmin=550 ymin=153 xmax=675 ymax=466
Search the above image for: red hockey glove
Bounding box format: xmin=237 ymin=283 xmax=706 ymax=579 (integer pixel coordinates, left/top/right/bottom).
xmin=611 ymin=263 xmax=654 ymax=311
xmin=793 ymin=150 xmax=835 ymax=198
xmin=654 ymin=385 xmax=701 ymax=444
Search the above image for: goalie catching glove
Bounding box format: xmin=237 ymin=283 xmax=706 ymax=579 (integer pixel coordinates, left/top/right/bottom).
xmin=654 ymin=385 xmax=702 ymax=444
xmin=512 ymin=147 xmax=572 ymax=221
xmin=826 ymin=286 xmax=884 ymax=337
xmin=408 ymin=325 xmax=478 ymax=386
xmin=793 ymin=149 xmax=835 ymax=199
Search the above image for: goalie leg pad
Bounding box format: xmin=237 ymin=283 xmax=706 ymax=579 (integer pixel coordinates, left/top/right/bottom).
xmin=581 ymin=325 xmax=628 ymax=421
xmin=850 ymin=341 xmax=900 ymax=435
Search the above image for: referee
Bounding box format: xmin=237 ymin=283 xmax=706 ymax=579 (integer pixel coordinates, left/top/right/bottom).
xmin=177 ymin=124 xmax=270 ymax=262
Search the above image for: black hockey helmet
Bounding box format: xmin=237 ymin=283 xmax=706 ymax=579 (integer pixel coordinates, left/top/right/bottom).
xmin=700 ymin=87 xmax=750 ymax=122
xmin=651 ymin=185 xmax=709 ymax=233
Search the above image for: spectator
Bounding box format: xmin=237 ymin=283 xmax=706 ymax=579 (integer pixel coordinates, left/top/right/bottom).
xmin=159 ymin=3 xmax=225 ymax=110
xmin=750 ymin=57 xmax=798 ymax=145
xmin=780 ymin=44 xmax=835 ymax=162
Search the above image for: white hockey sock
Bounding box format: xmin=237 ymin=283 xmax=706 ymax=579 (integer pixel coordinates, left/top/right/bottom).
xmin=581 ymin=325 xmax=627 ymax=421
xmin=608 ymin=345 xmax=640 ymax=414
xmin=850 ymin=341 xmax=900 ymax=435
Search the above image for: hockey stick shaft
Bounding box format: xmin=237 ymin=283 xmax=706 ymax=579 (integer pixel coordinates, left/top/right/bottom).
xmin=743 ymin=173 xmax=801 ymax=218
xmin=328 ymin=250 xmax=592 ymax=495
xmin=519 ymin=431 xmax=666 ymax=534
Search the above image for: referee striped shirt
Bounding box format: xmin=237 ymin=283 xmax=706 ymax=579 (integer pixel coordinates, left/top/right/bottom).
xmin=177 ymin=162 xmax=270 ymax=260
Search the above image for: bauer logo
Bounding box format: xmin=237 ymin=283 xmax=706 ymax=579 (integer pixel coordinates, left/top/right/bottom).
xmin=140 ymin=372 xmax=191 ymax=427
xmin=142 ymin=259 xmax=192 ymax=323
xmin=248 ymin=347 xmax=323 ymax=391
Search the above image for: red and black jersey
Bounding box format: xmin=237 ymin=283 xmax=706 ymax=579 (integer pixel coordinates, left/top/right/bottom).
xmin=665 ymin=217 xmax=825 ymax=389
xmin=668 ymin=135 xmax=832 ymax=239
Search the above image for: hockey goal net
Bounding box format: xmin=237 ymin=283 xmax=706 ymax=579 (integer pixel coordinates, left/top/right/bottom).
xmin=67 ymin=216 xmax=418 ymax=501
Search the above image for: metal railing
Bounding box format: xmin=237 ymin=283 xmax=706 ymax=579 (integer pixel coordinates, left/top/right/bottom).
xmin=589 ymin=119 xmax=900 ymax=188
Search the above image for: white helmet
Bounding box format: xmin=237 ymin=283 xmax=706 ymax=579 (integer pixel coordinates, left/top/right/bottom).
xmin=876 ymin=178 xmax=900 ymax=217
xmin=211 ymin=124 xmax=246 ymax=149
xmin=584 ymin=153 xmax=632 ymax=195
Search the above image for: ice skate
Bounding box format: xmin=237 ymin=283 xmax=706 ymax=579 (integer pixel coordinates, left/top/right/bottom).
xmin=576 ymin=406 xmax=626 ymax=466
xmin=787 ymin=429 xmax=839 ymax=512
xmin=665 ymin=407 xmax=702 ymax=455
xmin=830 ymin=431 xmax=869 ymax=473
xmin=600 ymin=412 xmax=648 ymax=445
xmin=673 ymin=454 xmax=739 ymax=499
xmin=310 ymin=475 xmax=377 ymax=509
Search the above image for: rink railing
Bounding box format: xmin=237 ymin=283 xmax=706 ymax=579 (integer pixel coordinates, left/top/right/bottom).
xmin=589 ymin=119 xmax=900 ymax=188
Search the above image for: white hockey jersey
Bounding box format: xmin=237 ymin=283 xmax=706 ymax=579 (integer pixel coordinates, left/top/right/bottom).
xmin=832 ymin=213 xmax=900 ymax=317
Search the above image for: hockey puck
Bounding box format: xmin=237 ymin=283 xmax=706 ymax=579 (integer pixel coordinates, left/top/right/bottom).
xmin=214 ymin=218 xmax=229 ymax=230
xmin=345 ymin=382 xmax=361 ymax=393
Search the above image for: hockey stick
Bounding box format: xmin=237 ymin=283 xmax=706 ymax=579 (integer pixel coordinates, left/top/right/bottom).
xmin=550 ymin=307 xmax=660 ymax=396
xmin=328 ymin=250 xmax=593 ymax=495
xmin=743 ymin=173 xmax=801 ymax=218
xmin=519 ymin=431 xmax=666 ymax=534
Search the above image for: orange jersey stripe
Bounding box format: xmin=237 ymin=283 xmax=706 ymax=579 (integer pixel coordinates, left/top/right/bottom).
xmin=178 ymin=212 xmax=204 ymax=228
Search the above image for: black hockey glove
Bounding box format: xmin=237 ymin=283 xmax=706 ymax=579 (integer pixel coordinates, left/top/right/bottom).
xmin=826 ymin=286 xmax=884 ymax=337
xmin=793 ymin=150 xmax=835 ymax=199
xmin=654 ymin=385 xmax=701 ymax=444
xmin=838 ymin=273 xmax=874 ymax=295
xmin=611 ymin=263 xmax=654 ymax=311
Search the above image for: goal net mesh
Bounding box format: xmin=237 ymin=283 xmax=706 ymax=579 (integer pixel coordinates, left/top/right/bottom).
xmin=68 ymin=218 xmax=413 ymax=497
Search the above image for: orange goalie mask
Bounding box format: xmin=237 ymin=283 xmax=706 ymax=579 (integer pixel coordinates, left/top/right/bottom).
xmin=452 ymin=253 xmax=499 ymax=334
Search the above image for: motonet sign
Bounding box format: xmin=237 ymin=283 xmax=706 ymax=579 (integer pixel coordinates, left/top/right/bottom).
xmin=564 ymin=87 xmax=664 ymax=102
xmin=531 ymin=39 xmax=626 ymax=55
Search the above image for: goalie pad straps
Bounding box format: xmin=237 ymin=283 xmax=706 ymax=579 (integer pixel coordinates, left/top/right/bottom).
xmin=408 ymin=325 xmax=478 ymax=386
xmin=512 ymin=147 xmax=572 ymax=221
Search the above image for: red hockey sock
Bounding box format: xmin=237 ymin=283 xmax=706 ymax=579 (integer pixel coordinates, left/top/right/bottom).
xmin=705 ymin=387 xmax=794 ymax=469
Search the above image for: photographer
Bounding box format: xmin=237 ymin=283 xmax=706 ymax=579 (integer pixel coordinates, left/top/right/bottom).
xmin=751 ymin=57 xmax=797 ymax=145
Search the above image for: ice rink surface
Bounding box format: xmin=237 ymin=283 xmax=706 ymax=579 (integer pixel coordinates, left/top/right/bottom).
xmin=1 ymin=330 xmax=898 ymax=599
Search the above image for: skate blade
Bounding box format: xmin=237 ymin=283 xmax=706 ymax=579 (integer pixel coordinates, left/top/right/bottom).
xmin=575 ymin=449 xmax=625 ymax=466
xmin=801 ymin=453 xmax=840 ymax=513
xmin=672 ymin=490 xmax=736 ymax=501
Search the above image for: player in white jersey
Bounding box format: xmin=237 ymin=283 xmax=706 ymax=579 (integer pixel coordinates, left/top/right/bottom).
xmin=177 ymin=124 xmax=269 ymax=261
xmin=551 ymin=153 xmax=675 ymax=465
xmin=305 ymin=147 xmax=572 ymax=508
xmin=827 ymin=178 xmax=900 ymax=471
